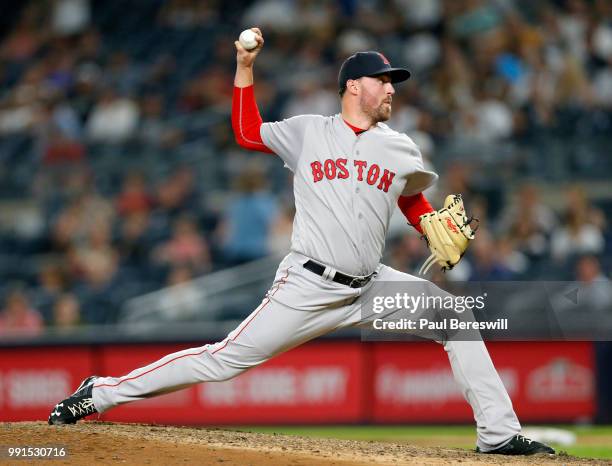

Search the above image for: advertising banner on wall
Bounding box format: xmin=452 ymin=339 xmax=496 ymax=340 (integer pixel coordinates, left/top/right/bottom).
xmin=0 ymin=347 xmax=95 ymax=422
xmin=371 ymin=342 xmax=594 ymax=423
xmin=0 ymin=341 xmax=594 ymax=423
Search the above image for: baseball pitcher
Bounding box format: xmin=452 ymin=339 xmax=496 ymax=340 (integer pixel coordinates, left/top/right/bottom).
xmin=49 ymin=28 xmax=554 ymax=456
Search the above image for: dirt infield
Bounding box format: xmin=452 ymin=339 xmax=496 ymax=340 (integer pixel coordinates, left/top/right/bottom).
xmin=0 ymin=422 xmax=608 ymax=466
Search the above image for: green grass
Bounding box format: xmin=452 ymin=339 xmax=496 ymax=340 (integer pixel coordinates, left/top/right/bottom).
xmin=232 ymin=425 xmax=612 ymax=460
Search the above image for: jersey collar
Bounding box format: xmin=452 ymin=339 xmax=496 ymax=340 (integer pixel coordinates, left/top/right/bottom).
xmin=343 ymin=118 xmax=367 ymax=135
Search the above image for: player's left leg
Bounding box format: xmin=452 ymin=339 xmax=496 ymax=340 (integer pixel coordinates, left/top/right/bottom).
xmin=48 ymin=255 xmax=364 ymax=425
xmin=49 ymin=297 xmax=335 ymax=425
xmin=347 ymin=265 xmax=553 ymax=455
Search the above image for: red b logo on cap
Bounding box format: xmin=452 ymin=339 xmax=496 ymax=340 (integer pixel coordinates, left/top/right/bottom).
xmin=377 ymin=53 xmax=390 ymax=65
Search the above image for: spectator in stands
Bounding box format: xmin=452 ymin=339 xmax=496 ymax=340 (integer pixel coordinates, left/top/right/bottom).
xmin=51 ymin=188 xmax=115 ymax=251
xmin=75 ymin=28 xmax=102 ymax=63
xmin=283 ymin=41 xmax=334 ymax=88
xmin=73 ymin=220 xmax=119 ymax=283
xmin=105 ymin=51 xmax=142 ymax=96
xmin=36 ymin=99 xmax=85 ymax=165
xmin=40 ymin=94 xmax=82 ymax=140
xmin=429 ymin=39 xmax=474 ymax=113
xmin=153 ymin=215 xmax=210 ymax=273
xmin=71 ymin=62 xmax=101 ymax=123
xmin=141 ymin=54 xmax=176 ymax=95
xmin=387 ymin=93 xmax=423 ymax=135
xmin=71 ymin=229 xmax=121 ymax=324
xmin=32 ymin=264 xmax=67 ymax=323
xmin=551 ymin=209 xmax=605 ymax=262
xmin=158 ymin=0 xmax=219 ymax=29
xmin=508 ymin=216 xmax=550 ymax=262
xmin=242 ymin=0 xmax=300 ymax=33
xmin=44 ymin=50 xmax=76 ymax=95
xmin=281 ymin=77 xmax=338 ymax=119
xmin=0 ymin=4 xmax=44 ymax=63
xmin=576 ymin=254 xmax=610 ymax=284
xmin=157 ymin=265 xmax=205 ymax=320
xmin=499 ymin=183 xmax=557 ymax=260
xmin=457 ymin=87 xmax=515 ymax=142
xmin=52 ymin=293 xmax=82 ymax=330
xmin=495 ymin=236 xmax=529 ymax=276
xmin=218 ymin=170 xmax=279 ymax=266
xmin=179 ymin=64 xmax=232 ymax=112
xmin=85 ymin=87 xmax=140 ymax=143
xmin=440 ymin=162 xmax=487 ymax=212
xmin=155 ymin=166 xmax=200 ymax=218
xmin=551 ymin=187 xmax=605 ymax=262
xmin=553 ymin=255 xmax=612 ymax=336
xmin=51 ymin=199 xmax=86 ymax=251
xmin=0 ymin=64 xmax=45 ymax=135
xmin=137 ymin=93 xmax=183 ymax=148
xmin=116 ymin=211 xmax=153 ymax=269
xmin=51 ymin=0 xmax=91 ymax=37
xmin=116 ymin=171 xmax=152 ymax=217
xmin=0 ymin=286 xmax=43 ymax=336
xmin=469 ymin=229 xmax=515 ymax=281
xmin=565 ymin=185 xmax=606 ymax=229
xmin=557 ymin=0 xmax=590 ymax=65
xmin=385 ymin=234 xmax=431 ymax=276
xmin=36 ymin=165 xmax=90 ymax=217
xmin=554 ymin=53 xmax=594 ymax=109
xmin=591 ymin=1 xmax=612 ymax=108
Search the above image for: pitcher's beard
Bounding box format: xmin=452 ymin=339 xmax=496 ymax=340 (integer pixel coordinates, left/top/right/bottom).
xmin=360 ymin=98 xmax=392 ymax=123
xmin=376 ymin=103 xmax=392 ymax=122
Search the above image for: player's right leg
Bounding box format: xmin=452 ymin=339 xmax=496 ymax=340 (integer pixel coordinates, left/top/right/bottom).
xmin=348 ymin=265 xmax=554 ymax=455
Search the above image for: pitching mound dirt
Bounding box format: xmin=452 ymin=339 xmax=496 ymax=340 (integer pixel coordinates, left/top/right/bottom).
xmin=1 ymin=422 xmax=607 ymax=465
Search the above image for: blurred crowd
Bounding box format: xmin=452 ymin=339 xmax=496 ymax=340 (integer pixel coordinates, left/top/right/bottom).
xmin=0 ymin=0 xmax=611 ymax=336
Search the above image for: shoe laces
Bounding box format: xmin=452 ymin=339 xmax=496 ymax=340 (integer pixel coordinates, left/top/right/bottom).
xmin=67 ymin=397 xmax=96 ymax=417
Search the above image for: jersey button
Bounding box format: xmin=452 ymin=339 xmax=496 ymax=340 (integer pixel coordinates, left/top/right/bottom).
xmin=355 ymin=187 xmax=360 ymax=193
xmin=358 ymin=213 xmax=363 ymax=219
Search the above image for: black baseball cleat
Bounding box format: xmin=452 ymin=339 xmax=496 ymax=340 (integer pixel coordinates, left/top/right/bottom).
xmin=48 ymin=375 xmax=99 ymax=425
xmin=476 ymin=434 xmax=555 ymax=455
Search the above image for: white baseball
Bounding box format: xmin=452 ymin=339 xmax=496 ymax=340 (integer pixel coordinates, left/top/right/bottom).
xmin=239 ymin=29 xmax=258 ymax=51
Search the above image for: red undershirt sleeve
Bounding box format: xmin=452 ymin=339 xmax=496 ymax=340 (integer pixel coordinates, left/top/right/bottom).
xmin=397 ymin=193 xmax=434 ymax=234
xmin=231 ymin=85 xmax=274 ymax=153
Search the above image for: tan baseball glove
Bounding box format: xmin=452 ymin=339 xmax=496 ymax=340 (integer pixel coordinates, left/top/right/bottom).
xmin=418 ymin=194 xmax=477 ymax=275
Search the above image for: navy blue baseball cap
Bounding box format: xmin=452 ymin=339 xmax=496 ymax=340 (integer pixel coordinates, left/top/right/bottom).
xmin=338 ymin=51 xmax=411 ymax=93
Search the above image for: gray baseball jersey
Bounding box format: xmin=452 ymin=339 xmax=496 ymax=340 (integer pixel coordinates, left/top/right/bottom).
xmin=261 ymin=114 xmax=438 ymax=277
xmin=88 ymin=109 xmax=520 ymax=452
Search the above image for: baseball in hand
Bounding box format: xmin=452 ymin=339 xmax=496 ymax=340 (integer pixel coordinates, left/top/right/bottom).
xmin=239 ymin=29 xmax=258 ymax=50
